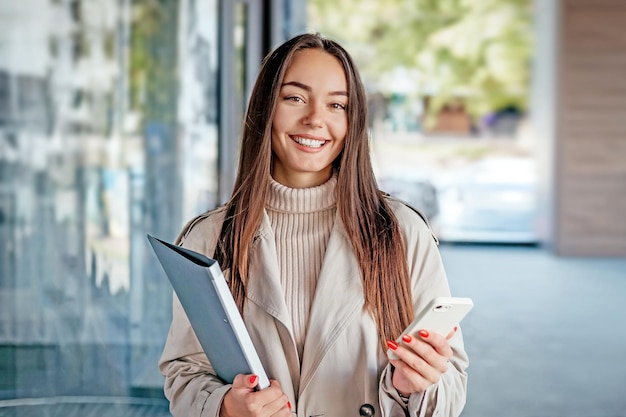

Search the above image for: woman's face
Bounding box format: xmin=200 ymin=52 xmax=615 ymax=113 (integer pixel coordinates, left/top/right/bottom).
xmin=271 ymin=48 xmax=348 ymax=188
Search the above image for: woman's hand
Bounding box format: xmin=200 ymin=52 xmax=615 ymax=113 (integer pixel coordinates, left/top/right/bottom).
xmin=386 ymin=327 xmax=457 ymax=396
xmin=219 ymin=374 xmax=292 ymax=417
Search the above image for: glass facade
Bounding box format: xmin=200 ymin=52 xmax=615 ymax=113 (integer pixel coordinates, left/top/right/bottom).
xmin=0 ymin=0 xmax=220 ymax=410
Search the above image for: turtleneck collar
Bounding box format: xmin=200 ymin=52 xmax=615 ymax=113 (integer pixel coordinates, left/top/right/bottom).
xmin=267 ymin=173 xmax=338 ymax=214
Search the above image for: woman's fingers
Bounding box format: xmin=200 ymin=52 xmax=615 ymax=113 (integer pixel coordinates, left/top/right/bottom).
xmin=390 ymin=357 xmax=437 ymax=393
xmin=445 ymin=326 xmax=459 ymax=340
xmin=222 ymin=376 xmax=291 ymax=417
xmin=232 ymin=373 xmax=260 ymax=390
xmin=387 ymin=329 xmax=455 ymax=394
xmin=413 ymin=330 xmax=454 ymax=360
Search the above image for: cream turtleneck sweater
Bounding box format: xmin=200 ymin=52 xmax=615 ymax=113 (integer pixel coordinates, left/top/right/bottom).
xmin=266 ymin=175 xmax=337 ymax=360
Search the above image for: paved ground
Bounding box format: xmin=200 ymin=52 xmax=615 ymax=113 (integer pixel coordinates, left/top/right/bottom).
xmin=440 ymin=243 xmax=626 ymax=417
xmin=0 ymin=397 xmax=170 ymax=417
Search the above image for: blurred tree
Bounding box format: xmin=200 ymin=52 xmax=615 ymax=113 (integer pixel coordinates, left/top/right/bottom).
xmin=129 ymin=0 xmax=181 ymax=128
xmin=308 ymin=0 xmax=533 ymax=125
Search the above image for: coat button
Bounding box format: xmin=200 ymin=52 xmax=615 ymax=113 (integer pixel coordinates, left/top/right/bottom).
xmin=359 ymin=404 xmax=375 ymax=416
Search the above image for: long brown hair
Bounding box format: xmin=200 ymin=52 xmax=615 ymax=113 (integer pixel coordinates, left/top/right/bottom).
xmin=215 ymin=33 xmax=413 ymax=349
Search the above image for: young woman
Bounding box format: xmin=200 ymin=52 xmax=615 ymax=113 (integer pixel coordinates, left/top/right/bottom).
xmin=159 ymin=33 xmax=468 ymax=417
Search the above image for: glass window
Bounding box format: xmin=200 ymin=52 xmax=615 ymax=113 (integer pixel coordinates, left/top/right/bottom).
xmin=0 ymin=0 xmax=219 ymax=414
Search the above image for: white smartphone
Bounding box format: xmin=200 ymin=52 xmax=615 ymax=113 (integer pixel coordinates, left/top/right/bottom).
xmin=388 ymin=296 xmax=473 ymax=360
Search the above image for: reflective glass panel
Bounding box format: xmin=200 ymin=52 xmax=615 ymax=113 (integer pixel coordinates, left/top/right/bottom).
xmin=0 ymin=0 xmax=219 ymax=414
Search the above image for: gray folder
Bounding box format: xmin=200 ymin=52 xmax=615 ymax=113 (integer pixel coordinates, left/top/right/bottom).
xmin=147 ymin=234 xmax=270 ymax=389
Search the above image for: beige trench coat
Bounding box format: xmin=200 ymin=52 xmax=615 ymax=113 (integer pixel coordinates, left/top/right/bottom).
xmin=158 ymin=198 xmax=469 ymax=417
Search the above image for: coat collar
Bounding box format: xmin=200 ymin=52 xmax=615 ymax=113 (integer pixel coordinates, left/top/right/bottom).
xmin=246 ymin=211 xmax=365 ymax=396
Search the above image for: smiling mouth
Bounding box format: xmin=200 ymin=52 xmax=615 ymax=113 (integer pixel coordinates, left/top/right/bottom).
xmin=291 ymin=136 xmax=327 ymax=149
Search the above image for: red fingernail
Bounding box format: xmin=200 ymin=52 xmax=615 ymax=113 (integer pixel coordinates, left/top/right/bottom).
xmin=454 ymin=326 xmax=458 ymax=332
xmin=287 ymin=401 xmax=291 ymax=409
xmin=249 ymin=375 xmax=257 ymax=384
xmin=419 ymin=330 xmax=429 ymax=338
xmin=402 ymin=334 xmax=412 ymax=343
xmin=387 ymin=340 xmax=399 ymax=350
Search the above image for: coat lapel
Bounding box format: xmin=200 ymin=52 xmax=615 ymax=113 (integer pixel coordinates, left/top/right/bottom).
xmin=246 ymin=213 xmax=293 ymax=332
xmin=245 ymin=213 xmax=301 ymax=392
xmin=299 ymin=219 xmax=364 ymax=394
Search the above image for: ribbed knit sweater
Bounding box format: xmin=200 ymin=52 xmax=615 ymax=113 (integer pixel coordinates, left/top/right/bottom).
xmin=266 ymin=175 xmax=337 ymax=361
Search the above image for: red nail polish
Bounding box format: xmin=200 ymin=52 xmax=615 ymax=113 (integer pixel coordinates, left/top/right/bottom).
xmin=249 ymin=375 xmax=257 ymax=384
xmin=287 ymin=401 xmax=291 ymax=409
xmin=419 ymin=330 xmax=429 ymax=338
xmin=402 ymin=334 xmax=412 ymax=343
xmin=387 ymin=340 xmax=399 ymax=350
xmin=454 ymin=326 xmax=458 ymax=332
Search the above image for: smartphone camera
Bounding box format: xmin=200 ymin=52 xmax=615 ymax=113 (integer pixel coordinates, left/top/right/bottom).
xmin=434 ymin=303 xmax=452 ymax=312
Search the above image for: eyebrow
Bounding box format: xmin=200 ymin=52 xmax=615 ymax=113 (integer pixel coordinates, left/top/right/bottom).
xmin=281 ymin=81 xmax=348 ymax=96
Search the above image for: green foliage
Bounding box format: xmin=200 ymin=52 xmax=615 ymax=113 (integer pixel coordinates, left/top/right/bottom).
xmin=308 ymin=0 xmax=533 ymax=121
xmin=129 ymin=0 xmax=179 ymax=126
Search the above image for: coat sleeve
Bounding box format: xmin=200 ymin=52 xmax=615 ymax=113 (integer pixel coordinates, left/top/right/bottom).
xmin=378 ymin=201 xmax=469 ymax=417
xmin=159 ymin=294 xmax=230 ymax=417
xmin=158 ymin=210 xmax=231 ymax=417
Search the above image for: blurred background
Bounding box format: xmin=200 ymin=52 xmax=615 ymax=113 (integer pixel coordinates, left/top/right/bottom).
xmin=0 ymin=0 xmax=625 ymax=416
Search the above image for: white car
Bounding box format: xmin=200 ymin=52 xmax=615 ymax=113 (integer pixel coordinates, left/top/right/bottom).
xmin=432 ymin=157 xmax=538 ymax=244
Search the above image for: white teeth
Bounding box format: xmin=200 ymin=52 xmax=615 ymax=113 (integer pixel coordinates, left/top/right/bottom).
xmin=293 ymin=136 xmax=325 ymax=148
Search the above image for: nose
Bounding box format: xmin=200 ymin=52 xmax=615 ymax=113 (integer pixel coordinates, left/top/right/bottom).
xmin=302 ymin=103 xmax=323 ymax=128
